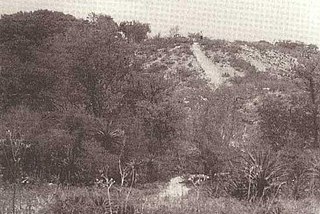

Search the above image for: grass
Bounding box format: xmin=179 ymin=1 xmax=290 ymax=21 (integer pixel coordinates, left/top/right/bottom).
xmin=0 ymin=184 xmax=59 ymax=213
xmin=1 ymin=183 xmax=320 ymax=214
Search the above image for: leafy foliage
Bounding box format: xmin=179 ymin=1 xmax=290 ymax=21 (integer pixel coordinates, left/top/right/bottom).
xmin=0 ymin=10 xmax=188 ymax=186
xmin=119 ymin=20 xmax=151 ymax=43
xmin=0 ymin=10 xmax=76 ymax=111
xmin=1 ymin=10 xmax=320 ymax=210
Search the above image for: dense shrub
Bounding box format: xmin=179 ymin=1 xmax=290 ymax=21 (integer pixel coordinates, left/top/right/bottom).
xmin=229 ymin=56 xmax=256 ymax=73
xmin=226 ymin=150 xmax=287 ymax=201
xmin=0 ymin=10 xmax=187 ymax=186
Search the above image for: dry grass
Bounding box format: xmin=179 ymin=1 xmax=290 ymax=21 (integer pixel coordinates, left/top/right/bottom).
xmin=0 ymin=184 xmax=59 ymax=213
xmin=1 ymin=184 xmax=320 ymax=214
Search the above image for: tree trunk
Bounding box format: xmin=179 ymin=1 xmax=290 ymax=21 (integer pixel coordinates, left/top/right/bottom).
xmin=309 ymin=78 xmax=319 ymax=148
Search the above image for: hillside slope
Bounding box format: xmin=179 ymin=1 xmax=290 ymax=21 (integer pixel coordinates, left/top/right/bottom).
xmin=138 ymin=37 xmax=319 ymax=173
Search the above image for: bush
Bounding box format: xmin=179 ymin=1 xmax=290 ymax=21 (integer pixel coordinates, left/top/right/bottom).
xmin=229 ymin=56 xmax=256 ymax=73
xmin=226 ymin=149 xmax=287 ymax=201
xmin=280 ymin=148 xmax=313 ymax=199
xmin=0 ymin=107 xmax=123 ymax=185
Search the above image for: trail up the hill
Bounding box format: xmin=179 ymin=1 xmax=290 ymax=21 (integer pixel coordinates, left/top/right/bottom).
xmin=191 ymin=43 xmax=223 ymax=88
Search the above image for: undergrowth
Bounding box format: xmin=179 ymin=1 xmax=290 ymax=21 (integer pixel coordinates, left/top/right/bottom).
xmin=0 ymin=184 xmax=320 ymax=214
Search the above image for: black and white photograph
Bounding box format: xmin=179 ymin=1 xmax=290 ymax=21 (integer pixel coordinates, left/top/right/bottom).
xmin=0 ymin=0 xmax=320 ymax=213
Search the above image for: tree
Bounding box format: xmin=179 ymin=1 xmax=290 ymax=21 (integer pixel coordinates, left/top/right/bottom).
xmin=188 ymin=32 xmax=203 ymax=40
xmin=0 ymin=10 xmax=76 ymax=62
xmin=0 ymin=10 xmax=77 ymax=112
xmin=169 ymin=25 xmax=180 ymax=37
xmin=291 ymin=50 xmax=320 ymax=148
xmin=51 ymin=15 xmax=134 ymax=117
xmin=119 ymin=21 xmax=151 ymax=43
xmin=132 ymin=64 xmax=182 ymax=156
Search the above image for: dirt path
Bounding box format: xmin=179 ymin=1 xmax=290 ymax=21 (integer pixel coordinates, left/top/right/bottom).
xmin=159 ymin=176 xmax=190 ymax=200
xmin=191 ymin=43 xmax=223 ymax=88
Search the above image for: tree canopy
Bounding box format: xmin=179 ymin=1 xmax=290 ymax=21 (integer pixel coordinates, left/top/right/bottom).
xmin=119 ymin=20 xmax=151 ymax=43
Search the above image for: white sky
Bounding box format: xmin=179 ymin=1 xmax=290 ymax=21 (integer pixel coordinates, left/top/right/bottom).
xmin=1 ymin=0 xmax=320 ymax=46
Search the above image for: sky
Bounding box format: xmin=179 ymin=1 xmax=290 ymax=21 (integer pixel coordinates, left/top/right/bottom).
xmin=1 ymin=0 xmax=320 ymax=46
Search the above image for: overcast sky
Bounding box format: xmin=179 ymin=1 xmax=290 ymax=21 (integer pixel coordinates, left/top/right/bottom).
xmin=1 ymin=0 xmax=320 ymax=46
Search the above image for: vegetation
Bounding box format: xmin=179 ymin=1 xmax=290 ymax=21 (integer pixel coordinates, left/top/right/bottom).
xmin=0 ymin=9 xmax=320 ymax=213
xmin=119 ymin=20 xmax=151 ymax=43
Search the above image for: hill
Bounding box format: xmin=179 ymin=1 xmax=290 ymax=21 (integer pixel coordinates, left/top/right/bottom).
xmin=1 ymin=10 xmax=320 ymax=213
